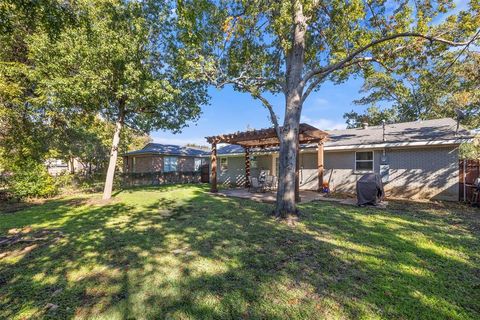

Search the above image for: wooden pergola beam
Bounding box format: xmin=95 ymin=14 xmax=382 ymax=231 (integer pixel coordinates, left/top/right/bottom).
xmin=317 ymin=141 xmax=324 ymax=192
xmin=210 ymin=141 xmax=217 ymax=193
xmin=206 ymin=123 xmax=328 ymax=146
xmin=245 ymin=147 xmax=250 ymax=188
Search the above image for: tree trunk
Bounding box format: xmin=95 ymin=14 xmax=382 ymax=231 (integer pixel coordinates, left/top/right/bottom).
xmin=69 ymin=157 xmax=75 ymax=174
xmin=102 ymin=109 xmax=125 ymax=200
xmin=274 ymin=0 xmax=306 ymax=218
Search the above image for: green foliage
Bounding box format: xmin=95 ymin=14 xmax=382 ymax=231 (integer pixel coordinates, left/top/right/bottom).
xmin=29 ymin=0 xmax=207 ymax=134
xmin=459 ymin=135 xmax=480 ymax=160
xmin=8 ymin=159 xmax=58 ymax=199
xmin=343 ymin=106 xmax=397 ymax=128
xmin=346 ymin=50 xmax=480 ymax=128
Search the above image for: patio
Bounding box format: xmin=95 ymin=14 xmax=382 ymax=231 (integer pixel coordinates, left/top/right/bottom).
xmin=206 ymin=123 xmax=329 ymax=202
xmin=215 ymin=188 xmax=388 ymax=208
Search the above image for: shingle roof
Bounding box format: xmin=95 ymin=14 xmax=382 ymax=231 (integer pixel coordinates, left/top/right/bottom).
xmin=124 ymin=143 xmax=208 ymax=157
xmin=325 ymin=118 xmax=471 ymax=147
xmin=217 ymin=118 xmax=473 ymax=155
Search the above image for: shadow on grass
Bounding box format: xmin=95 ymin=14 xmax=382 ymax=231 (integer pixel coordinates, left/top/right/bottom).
xmin=0 ymin=185 xmax=479 ymax=319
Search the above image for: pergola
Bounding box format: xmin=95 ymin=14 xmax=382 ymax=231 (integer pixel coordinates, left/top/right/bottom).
xmin=206 ymin=123 xmax=329 ymax=202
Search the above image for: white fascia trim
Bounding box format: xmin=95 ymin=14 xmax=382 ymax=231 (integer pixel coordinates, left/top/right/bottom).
xmin=216 ymin=138 xmax=472 ymax=156
xmin=323 ymin=138 xmax=472 ymax=151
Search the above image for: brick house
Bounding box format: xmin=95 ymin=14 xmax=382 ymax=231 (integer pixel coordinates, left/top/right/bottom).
xmin=124 ymin=118 xmax=473 ymax=201
xmin=123 ymin=144 xmax=208 ymax=174
xmin=214 ymin=118 xmax=473 ymax=201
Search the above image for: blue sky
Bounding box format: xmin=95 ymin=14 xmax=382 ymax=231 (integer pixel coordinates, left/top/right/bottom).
xmin=152 ymin=78 xmax=366 ymax=146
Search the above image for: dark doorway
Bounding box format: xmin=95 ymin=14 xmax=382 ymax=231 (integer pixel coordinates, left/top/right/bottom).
xmin=200 ymin=164 xmax=210 ymax=183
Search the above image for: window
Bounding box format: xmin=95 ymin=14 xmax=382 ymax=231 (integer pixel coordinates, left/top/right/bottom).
xmin=355 ymin=151 xmax=374 ymax=171
xmin=220 ymin=157 xmax=228 ymax=170
xmin=164 ymin=156 xmax=178 ymax=172
xmin=250 ymin=155 xmax=258 ymax=168
xmin=194 ymin=158 xmax=203 ymax=171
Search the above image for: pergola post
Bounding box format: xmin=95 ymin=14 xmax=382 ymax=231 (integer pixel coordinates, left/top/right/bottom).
xmin=245 ymin=147 xmax=250 ymax=188
xmin=295 ymin=146 xmax=301 ymax=203
xmin=210 ymin=141 xmax=218 ymax=193
xmin=317 ymin=141 xmax=324 ymax=192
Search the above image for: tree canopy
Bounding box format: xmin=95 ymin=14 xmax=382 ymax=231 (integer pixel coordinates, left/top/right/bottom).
xmin=1 ymin=0 xmax=208 ymax=199
xmin=344 ymin=49 xmax=480 ymax=129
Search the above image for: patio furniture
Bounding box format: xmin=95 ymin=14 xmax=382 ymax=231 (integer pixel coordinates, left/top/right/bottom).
xmin=249 ymin=177 xmax=264 ymax=193
xmin=264 ymin=175 xmax=275 ymax=191
xmin=258 ymin=170 xmax=269 ymax=184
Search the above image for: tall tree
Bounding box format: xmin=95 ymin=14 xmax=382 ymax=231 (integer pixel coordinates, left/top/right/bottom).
xmin=344 ymin=50 xmax=480 ymax=128
xmin=0 ymin=0 xmax=77 ymax=169
xmin=177 ymin=0 xmax=479 ymax=217
xmin=30 ymin=0 xmax=208 ymax=199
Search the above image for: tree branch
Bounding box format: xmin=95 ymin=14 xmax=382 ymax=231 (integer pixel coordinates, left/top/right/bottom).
xmin=251 ymin=92 xmax=281 ymax=137
xmin=302 ymin=56 xmax=392 ymax=103
xmin=302 ymin=31 xmax=479 ymax=84
xmin=207 ymin=67 xmax=281 ymax=136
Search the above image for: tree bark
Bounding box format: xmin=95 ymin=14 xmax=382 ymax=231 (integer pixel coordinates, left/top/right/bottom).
xmin=69 ymin=157 xmax=75 ymax=174
xmin=102 ymin=108 xmax=125 ymax=200
xmin=274 ymin=0 xmax=306 ymax=218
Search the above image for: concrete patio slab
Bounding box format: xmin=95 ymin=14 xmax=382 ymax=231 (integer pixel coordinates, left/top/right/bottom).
xmin=213 ymin=188 xmax=388 ymax=208
xmin=214 ymin=189 xmax=325 ymax=203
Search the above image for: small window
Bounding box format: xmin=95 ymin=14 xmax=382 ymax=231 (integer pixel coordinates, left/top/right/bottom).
xmin=164 ymin=156 xmax=178 ymax=172
xmin=250 ymin=155 xmax=258 ymax=168
xmin=355 ymin=151 xmax=374 ymax=172
xmin=194 ymin=158 xmax=203 ymax=171
xmin=220 ymin=157 xmax=228 ymax=170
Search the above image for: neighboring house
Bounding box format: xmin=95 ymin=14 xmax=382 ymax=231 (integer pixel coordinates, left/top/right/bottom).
xmin=46 ymin=158 xmax=85 ymax=175
xmin=123 ymin=143 xmax=208 ymax=174
xmin=215 ymin=118 xmax=473 ymax=201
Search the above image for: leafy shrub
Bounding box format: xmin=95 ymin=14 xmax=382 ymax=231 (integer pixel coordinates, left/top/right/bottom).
xmin=53 ymin=171 xmax=75 ymax=190
xmin=8 ymin=160 xmax=58 ymax=199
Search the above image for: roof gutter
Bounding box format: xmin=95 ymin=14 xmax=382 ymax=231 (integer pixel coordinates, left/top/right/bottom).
xmin=217 ymin=138 xmax=472 ymax=156
xmin=323 ymin=138 xmax=472 ymax=151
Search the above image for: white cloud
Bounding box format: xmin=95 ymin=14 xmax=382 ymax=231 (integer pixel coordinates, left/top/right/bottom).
xmin=314 ymin=98 xmax=329 ymax=106
xmin=303 ymin=97 xmax=330 ymax=112
xmin=152 ymin=136 xmax=208 ymax=147
xmin=301 ymin=116 xmax=347 ymax=130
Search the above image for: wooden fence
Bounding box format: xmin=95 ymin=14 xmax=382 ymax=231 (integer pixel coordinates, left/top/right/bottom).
xmin=122 ymin=171 xmax=204 ymax=187
xmin=459 ymin=159 xmax=480 ymax=203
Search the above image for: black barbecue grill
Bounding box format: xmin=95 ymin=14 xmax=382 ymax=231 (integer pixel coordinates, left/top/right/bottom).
xmin=356 ymin=173 xmax=384 ymax=206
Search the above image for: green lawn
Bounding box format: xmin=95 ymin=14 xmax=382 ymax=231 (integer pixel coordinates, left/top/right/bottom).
xmin=1 ymin=185 xmax=479 ymax=320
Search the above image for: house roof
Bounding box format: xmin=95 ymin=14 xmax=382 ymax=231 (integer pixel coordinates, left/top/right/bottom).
xmin=217 ymin=118 xmax=473 ymax=155
xmin=124 ymin=143 xmax=208 ymax=157
xmin=326 ymin=118 xmax=471 ymax=147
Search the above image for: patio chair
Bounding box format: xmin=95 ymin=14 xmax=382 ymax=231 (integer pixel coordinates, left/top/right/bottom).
xmin=264 ymin=175 xmax=274 ymax=191
xmin=258 ymin=170 xmax=267 ymax=184
xmin=249 ymin=177 xmax=264 ymax=193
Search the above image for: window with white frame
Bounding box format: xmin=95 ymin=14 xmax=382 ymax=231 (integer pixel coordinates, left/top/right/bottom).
xmin=194 ymin=158 xmax=203 ymax=171
xmin=164 ymin=156 xmax=178 ymax=172
xmin=355 ymin=151 xmax=374 ymax=171
xmin=220 ymin=157 xmax=228 ymax=170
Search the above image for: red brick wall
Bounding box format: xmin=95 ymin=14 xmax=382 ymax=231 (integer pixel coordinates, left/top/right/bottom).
xmin=124 ymin=155 xmax=198 ymax=173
